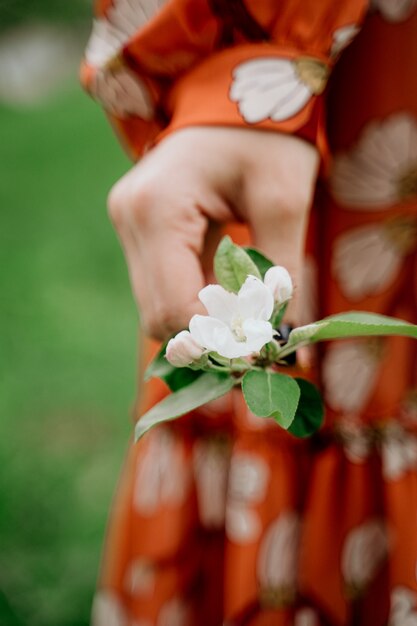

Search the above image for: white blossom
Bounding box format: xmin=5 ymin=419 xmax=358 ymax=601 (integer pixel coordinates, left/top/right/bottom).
xmin=264 ymin=266 xmax=293 ymax=305
xmin=166 ymin=330 xmax=205 ymax=367
xmin=189 ymin=276 xmax=274 ymax=359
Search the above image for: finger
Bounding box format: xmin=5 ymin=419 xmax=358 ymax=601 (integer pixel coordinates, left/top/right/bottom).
xmin=108 ymin=186 xmax=153 ymax=317
xmin=240 ymin=133 xmax=319 ymax=324
xmin=138 ymin=228 xmax=208 ymax=339
xmin=201 ymin=220 xmax=223 ymax=283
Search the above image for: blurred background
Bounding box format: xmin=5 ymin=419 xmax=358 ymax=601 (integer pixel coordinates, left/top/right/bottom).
xmin=0 ymin=2 xmax=139 ymax=624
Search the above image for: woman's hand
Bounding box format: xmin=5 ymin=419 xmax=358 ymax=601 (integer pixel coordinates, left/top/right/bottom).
xmin=108 ymin=127 xmax=319 ymax=340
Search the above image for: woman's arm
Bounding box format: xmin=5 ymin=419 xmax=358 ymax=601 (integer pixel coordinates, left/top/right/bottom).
xmin=81 ymin=0 xmax=367 ymax=340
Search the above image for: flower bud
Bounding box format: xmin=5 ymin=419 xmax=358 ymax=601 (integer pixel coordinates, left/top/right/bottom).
xmin=264 ymin=266 xmax=293 ymax=304
xmin=166 ymin=330 xmax=205 ymax=367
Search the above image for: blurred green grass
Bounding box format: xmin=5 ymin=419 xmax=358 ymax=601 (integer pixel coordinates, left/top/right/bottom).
xmin=0 ymin=82 xmax=137 ymax=625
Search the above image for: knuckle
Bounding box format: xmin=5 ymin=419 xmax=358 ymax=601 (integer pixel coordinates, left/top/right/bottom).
xmin=129 ymin=182 xmax=158 ymax=226
xmin=107 ymin=175 xmax=162 ymax=230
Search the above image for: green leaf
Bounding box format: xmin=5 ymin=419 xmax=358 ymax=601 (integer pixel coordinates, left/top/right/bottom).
xmin=214 ymin=236 xmax=261 ymax=292
xmin=135 ymin=372 xmax=235 ymax=440
xmin=164 ymin=368 xmax=203 ymax=392
xmin=285 ymin=312 xmax=417 ymax=354
xmin=288 ymin=378 xmax=324 ymax=438
xmin=144 ymin=343 xmax=202 ymax=391
xmin=241 ymin=370 xmax=300 ymax=429
xmin=243 ymin=247 xmax=274 ymax=278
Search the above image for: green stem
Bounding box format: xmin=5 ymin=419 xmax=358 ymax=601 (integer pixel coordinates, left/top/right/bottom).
xmin=206 ymin=362 xmax=231 ymax=373
xmin=275 ymin=340 xmax=308 ymax=360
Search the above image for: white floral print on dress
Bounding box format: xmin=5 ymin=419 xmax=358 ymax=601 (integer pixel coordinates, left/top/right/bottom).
xmin=157 ymin=598 xmax=191 ymax=626
xmin=389 ymin=587 xmax=417 ymax=625
xmin=257 ymin=512 xmax=301 ymax=607
xmin=332 ymin=217 xmax=417 ymax=300
xmin=226 ymin=452 xmax=270 ymax=543
xmin=226 ymin=505 xmax=262 ymax=543
xmin=86 ymin=0 xmax=166 ymax=66
xmin=330 ymin=113 xmax=417 ymax=208
xmin=124 ymin=559 xmax=156 ymax=596
xmin=400 ymin=390 xmax=417 ymax=425
xmin=323 ymin=340 xmax=382 ymax=414
xmin=91 ymin=590 xmax=129 ymax=626
xmin=228 ymin=453 xmax=269 ymax=502
xmin=192 ymin=437 xmax=231 ymax=529
xmin=335 ymin=416 xmax=373 ymax=464
xmin=381 ymin=426 xmax=417 ymax=480
xmin=85 ymin=0 xmax=166 ymax=118
xmin=295 ymin=608 xmax=319 ymax=626
xmin=341 ymin=520 xmax=388 ymax=595
xmin=91 ymin=68 xmax=154 ymax=118
xmin=133 ymin=428 xmax=191 ymax=516
xmin=330 ymin=24 xmax=361 ymax=57
xmin=372 ymin=0 xmax=417 ymax=22
xmin=229 ymin=57 xmax=328 ymax=124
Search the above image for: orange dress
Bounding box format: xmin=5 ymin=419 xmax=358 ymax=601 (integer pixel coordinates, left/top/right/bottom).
xmin=81 ymin=2 xmax=417 ymax=624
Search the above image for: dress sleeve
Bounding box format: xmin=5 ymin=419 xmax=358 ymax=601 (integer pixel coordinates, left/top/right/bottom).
xmin=80 ymin=0 xmax=368 ymax=160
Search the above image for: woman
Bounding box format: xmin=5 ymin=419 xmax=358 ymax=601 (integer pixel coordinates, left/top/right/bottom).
xmin=81 ymin=1 xmax=417 ymax=624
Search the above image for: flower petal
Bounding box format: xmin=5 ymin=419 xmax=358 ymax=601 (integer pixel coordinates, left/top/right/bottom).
xmin=242 ymin=319 xmax=274 ymax=353
xmin=237 ymin=276 xmax=274 ymax=321
xmin=189 ymin=315 xmax=239 ymax=356
xmin=190 ymin=315 xmax=266 ymax=359
xmin=198 ymin=284 xmax=238 ymax=324
xmin=166 ymin=330 xmax=204 ymax=367
xmin=264 ymin=266 xmax=293 ymax=304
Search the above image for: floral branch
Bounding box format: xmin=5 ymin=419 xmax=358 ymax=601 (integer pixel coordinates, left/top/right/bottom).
xmin=135 ymin=236 xmax=417 ymax=442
